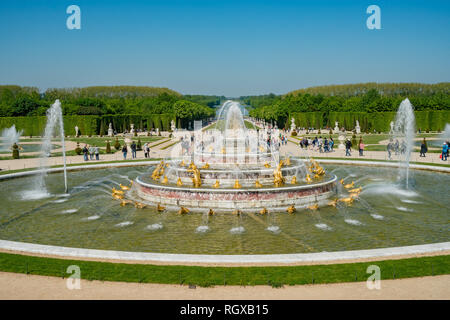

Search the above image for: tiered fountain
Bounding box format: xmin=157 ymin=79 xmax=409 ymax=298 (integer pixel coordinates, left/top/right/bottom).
xmin=130 ymin=101 xmax=337 ymax=212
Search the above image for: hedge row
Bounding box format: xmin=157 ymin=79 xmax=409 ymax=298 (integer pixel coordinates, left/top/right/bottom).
xmin=291 ymin=111 xmax=450 ymax=132
xmin=0 ymin=114 xmax=176 ymax=136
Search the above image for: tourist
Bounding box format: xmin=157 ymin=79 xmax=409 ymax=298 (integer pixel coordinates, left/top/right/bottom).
xmin=122 ymin=144 xmax=128 ymax=159
xmin=94 ymin=145 xmax=100 ymax=160
xmin=358 ymin=138 xmax=364 ymax=156
xmin=131 ymin=141 xmax=137 ymax=159
xmin=143 ymin=142 xmax=149 ymax=158
xmin=442 ymin=142 xmax=448 ymax=161
xmin=82 ymin=145 xmax=88 ymax=161
xmin=330 ymin=138 xmax=334 ymax=151
xmin=394 ymin=139 xmax=400 ymax=155
xmin=345 ymin=139 xmax=352 ymax=156
xmin=323 ymin=138 xmax=329 ymax=152
xmin=387 ymin=139 xmax=393 ymax=160
xmin=420 ymin=138 xmax=427 ymax=157
xmin=88 ymin=145 xmax=95 ymax=160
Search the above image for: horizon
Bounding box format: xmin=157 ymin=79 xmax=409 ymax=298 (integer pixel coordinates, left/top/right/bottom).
xmin=1 ymin=0 xmax=449 ymax=96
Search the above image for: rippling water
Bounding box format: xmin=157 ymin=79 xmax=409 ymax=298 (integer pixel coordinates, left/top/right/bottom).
xmin=0 ymin=165 xmax=448 ymax=254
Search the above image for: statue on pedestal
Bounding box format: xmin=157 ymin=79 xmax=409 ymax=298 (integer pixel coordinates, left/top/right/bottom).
xmin=355 ymin=120 xmax=361 ymax=134
xmin=290 ymin=118 xmax=296 ymax=132
xmin=171 ymin=119 xmax=176 ymax=132
xmin=130 ymin=124 xmax=135 ymax=134
xmin=334 ymin=121 xmax=339 ymax=132
xmin=108 ymin=123 xmax=114 ymax=137
xmin=75 ymin=125 xmax=79 ymax=137
xmin=389 ymin=121 xmax=394 ymax=134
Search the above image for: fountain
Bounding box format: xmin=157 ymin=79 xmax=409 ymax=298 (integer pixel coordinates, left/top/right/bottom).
xmin=131 ymin=101 xmax=337 ymax=212
xmin=0 ymin=125 xmax=23 ymax=152
xmin=32 ymin=99 xmax=68 ymax=196
xmin=391 ymin=98 xmax=416 ymax=189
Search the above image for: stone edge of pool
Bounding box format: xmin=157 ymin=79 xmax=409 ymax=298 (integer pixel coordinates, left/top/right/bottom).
xmin=0 ymin=159 xmax=448 ymax=264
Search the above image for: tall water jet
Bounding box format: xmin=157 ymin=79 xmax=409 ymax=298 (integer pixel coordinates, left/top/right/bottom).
xmin=1 ymin=125 xmax=23 ymax=151
xmin=392 ymin=98 xmax=416 ymax=189
xmin=37 ymin=99 xmax=68 ymax=194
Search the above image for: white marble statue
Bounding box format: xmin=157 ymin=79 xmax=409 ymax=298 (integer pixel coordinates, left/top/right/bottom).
xmin=290 ymin=118 xmax=296 ymax=132
xmin=108 ymin=123 xmax=114 ymax=137
xmin=130 ymin=124 xmax=135 ymax=134
xmin=75 ymin=125 xmax=79 ymax=137
xmin=355 ymin=120 xmax=361 ymax=134
xmin=334 ymin=121 xmax=339 ymax=132
xmin=171 ymin=119 xmax=176 ymax=132
xmin=389 ymin=121 xmax=394 ymax=134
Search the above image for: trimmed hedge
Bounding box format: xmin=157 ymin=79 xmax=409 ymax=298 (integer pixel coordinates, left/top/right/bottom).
xmin=0 ymin=114 xmax=176 ymax=136
xmin=291 ymin=111 xmax=449 ymax=132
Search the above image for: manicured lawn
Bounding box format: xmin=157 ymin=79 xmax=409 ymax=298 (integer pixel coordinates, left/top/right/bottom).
xmin=0 ymin=251 xmax=447 ymax=287
xmin=68 ymin=136 xmax=163 ymax=148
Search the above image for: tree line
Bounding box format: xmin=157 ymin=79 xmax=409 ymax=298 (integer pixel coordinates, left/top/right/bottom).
xmin=246 ymin=83 xmax=450 ymax=129
xmin=0 ymin=85 xmax=216 ymax=124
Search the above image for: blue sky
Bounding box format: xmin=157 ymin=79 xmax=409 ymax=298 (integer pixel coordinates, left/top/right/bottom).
xmin=0 ymin=0 xmax=449 ymax=96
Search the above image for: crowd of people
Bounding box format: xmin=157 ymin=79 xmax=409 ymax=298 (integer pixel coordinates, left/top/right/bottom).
xmin=298 ymin=136 xmax=335 ymax=153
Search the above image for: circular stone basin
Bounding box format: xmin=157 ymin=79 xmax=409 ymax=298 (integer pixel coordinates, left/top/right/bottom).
xmin=0 ymin=164 xmax=448 ymax=255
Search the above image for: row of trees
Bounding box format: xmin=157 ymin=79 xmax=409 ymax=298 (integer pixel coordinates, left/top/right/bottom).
xmin=0 ymin=86 xmax=216 ymax=125
xmin=247 ymin=84 xmax=450 ymax=129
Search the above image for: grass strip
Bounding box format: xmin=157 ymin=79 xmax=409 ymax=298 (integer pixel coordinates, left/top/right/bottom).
xmin=0 ymin=252 xmax=448 ymax=287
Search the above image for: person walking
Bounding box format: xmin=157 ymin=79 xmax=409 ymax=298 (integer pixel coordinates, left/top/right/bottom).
xmin=131 ymin=141 xmax=137 ymax=159
xmin=88 ymin=145 xmax=94 ymax=160
xmin=82 ymin=145 xmax=88 ymax=161
xmin=122 ymin=144 xmax=128 ymax=160
xmin=329 ymin=138 xmax=334 ymax=152
xmin=387 ymin=140 xmax=393 ymax=160
xmin=442 ymin=142 xmax=448 ymax=161
xmin=143 ymin=142 xmax=149 ymax=158
xmin=345 ymin=139 xmax=352 ymax=156
xmin=420 ymin=138 xmax=427 ymax=157
xmin=94 ymin=145 xmax=100 ymax=160
xmin=358 ymin=138 xmax=364 ymax=156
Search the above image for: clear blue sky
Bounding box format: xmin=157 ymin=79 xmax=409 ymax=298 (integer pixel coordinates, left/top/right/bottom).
xmin=0 ymin=0 xmax=449 ymax=97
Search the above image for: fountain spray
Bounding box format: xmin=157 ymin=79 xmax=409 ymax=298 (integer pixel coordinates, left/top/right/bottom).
xmin=38 ymin=99 xmax=68 ymax=193
xmin=392 ymin=98 xmax=416 ymax=189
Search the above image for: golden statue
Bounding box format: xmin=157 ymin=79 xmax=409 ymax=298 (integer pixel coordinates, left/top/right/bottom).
xmin=286 ymin=205 xmax=296 ymax=214
xmin=308 ymin=203 xmax=319 ymax=210
xmin=120 ymin=199 xmax=132 ymax=207
xmin=291 ymin=176 xmax=297 ymax=184
xmin=338 ymin=197 xmax=354 ymax=204
xmin=213 ymin=180 xmax=220 ymax=188
xmin=349 ymin=187 xmax=362 ymax=194
xmin=151 ymin=161 xmax=165 ymax=180
xmin=162 ymin=176 xmax=168 ymax=184
xmin=232 ymin=209 xmax=241 ymax=216
xmin=201 ymin=163 xmax=210 ymax=169
xmin=112 ymin=187 xmax=124 ymax=195
xmin=284 ymin=157 xmax=291 ymax=166
xmin=221 ymin=147 xmax=226 ymax=154
xmin=344 ymin=181 xmax=355 ymax=189
xmin=328 ymin=199 xmax=338 ymax=207
xmin=264 ymin=162 xmax=271 ymax=168
xmin=112 ymin=193 xmax=123 ymax=200
xmin=260 ymin=207 xmax=268 ymax=215
xmin=178 ymin=207 xmax=190 ymax=215
xmin=157 ymin=203 xmax=165 ymax=212
xmin=339 ymin=178 xmax=345 ymax=184
xmin=305 ymin=174 xmax=312 ymax=183
xmin=208 ymin=209 xmax=215 ymax=216
xmin=273 ymin=161 xmax=285 ymax=187
xmin=119 ymin=183 xmax=130 ymax=191
xmin=134 ymin=202 xmax=146 ymax=209
xmin=255 ymin=180 xmax=262 ymax=188
xmin=233 ymin=179 xmax=242 ymax=189
xmin=187 ymin=164 xmax=202 ymax=187
xmin=176 ymin=177 xmax=183 ymax=186
xmin=180 ymin=160 xmax=186 ymax=167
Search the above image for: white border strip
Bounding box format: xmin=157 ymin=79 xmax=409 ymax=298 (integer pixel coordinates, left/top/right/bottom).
xmin=0 ymin=240 xmax=448 ymax=263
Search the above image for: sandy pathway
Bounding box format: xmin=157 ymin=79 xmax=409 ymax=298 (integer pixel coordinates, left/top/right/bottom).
xmin=0 ymin=272 xmax=448 ymax=300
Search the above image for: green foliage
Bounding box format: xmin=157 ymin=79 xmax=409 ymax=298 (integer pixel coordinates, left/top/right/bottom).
xmin=106 ymin=141 xmax=111 ymax=154
xmin=137 ymin=138 xmax=142 ymax=151
xmin=12 ymin=143 xmax=19 ymax=159
xmin=114 ymin=137 xmax=121 ymax=151
xmin=74 ymin=142 xmax=82 ymax=155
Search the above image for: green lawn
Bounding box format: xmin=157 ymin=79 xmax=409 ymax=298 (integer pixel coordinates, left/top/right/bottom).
xmin=0 ymin=251 xmax=447 ymax=287
xmin=68 ymin=136 xmax=163 ymax=148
